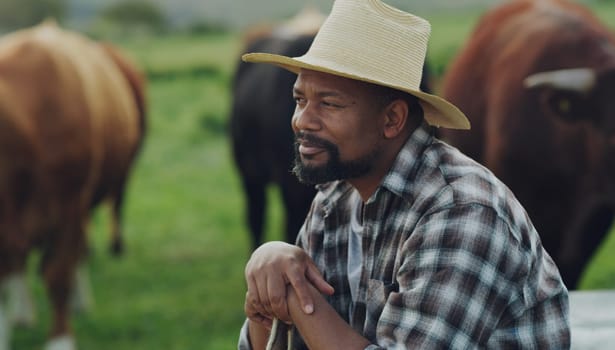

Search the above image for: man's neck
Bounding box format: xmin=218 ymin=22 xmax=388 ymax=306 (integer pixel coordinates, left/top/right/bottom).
xmin=348 ymin=133 xmax=411 ymax=202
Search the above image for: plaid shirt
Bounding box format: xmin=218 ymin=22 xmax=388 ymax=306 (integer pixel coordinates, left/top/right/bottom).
xmin=239 ymin=124 xmax=570 ymax=349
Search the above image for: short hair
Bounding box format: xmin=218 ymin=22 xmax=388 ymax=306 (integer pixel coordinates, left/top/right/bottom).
xmin=369 ymin=83 xmax=424 ymax=122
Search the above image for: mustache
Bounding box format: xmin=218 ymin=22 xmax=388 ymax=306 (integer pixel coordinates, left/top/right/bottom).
xmin=294 ymin=132 xmax=337 ymax=150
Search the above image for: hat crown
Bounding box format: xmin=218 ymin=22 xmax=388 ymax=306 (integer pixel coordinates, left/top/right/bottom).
xmin=304 ymin=0 xmax=431 ymax=91
xmin=241 ymin=0 xmax=470 ymax=130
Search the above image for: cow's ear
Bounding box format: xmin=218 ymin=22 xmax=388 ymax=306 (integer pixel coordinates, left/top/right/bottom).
xmin=540 ymin=89 xmax=590 ymax=123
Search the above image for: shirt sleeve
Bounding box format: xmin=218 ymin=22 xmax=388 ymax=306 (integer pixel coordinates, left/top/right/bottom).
xmin=237 ymin=319 xmax=252 ymax=350
xmin=371 ymin=203 xmax=569 ymax=349
xmin=237 ymin=208 xmax=315 ymax=350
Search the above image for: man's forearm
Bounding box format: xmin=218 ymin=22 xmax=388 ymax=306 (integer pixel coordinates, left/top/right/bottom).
xmin=287 ymin=284 xmax=371 ymax=349
xmin=248 ymin=320 xmax=270 ymax=350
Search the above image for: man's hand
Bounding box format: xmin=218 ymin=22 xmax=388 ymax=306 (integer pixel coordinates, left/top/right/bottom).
xmin=244 ymin=241 xmax=334 ymax=325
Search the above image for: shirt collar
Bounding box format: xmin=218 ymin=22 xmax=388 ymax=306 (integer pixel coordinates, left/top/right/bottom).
xmin=378 ymin=122 xmax=434 ymax=202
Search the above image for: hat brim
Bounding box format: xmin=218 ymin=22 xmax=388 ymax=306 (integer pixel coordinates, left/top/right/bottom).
xmin=243 ymin=52 xmax=470 ymax=130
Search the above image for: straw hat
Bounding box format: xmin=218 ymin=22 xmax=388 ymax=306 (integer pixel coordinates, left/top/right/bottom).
xmin=242 ymin=0 xmax=470 ymax=129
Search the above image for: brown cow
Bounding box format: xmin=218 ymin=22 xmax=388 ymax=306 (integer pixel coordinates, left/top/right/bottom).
xmin=439 ymin=0 xmax=615 ymax=289
xmin=0 ymin=21 xmax=145 ymax=349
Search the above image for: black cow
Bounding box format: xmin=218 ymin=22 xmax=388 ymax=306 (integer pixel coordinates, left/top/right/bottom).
xmin=231 ymin=34 xmax=317 ymax=251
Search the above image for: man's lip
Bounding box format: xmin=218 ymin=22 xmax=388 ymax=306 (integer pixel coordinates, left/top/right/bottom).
xmin=299 ymin=142 xmax=325 ymax=156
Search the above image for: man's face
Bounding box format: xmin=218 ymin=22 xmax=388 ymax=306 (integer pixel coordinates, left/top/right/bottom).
xmin=291 ymin=69 xmax=387 ymax=184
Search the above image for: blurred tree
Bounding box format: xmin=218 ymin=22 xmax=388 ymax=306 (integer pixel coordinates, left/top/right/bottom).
xmin=99 ymin=0 xmax=167 ymax=35
xmin=185 ymin=20 xmax=229 ymax=35
xmin=0 ymin=0 xmax=67 ymax=32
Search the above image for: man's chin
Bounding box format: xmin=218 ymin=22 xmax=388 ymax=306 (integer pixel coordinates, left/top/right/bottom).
xmin=300 ymin=152 xmax=329 ymax=165
xmin=293 ymin=165 xmax=335 ymax=185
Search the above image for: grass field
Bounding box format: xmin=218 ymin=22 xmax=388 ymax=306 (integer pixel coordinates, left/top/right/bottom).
xmin=9 ymin=2 xmax=615 ymax=349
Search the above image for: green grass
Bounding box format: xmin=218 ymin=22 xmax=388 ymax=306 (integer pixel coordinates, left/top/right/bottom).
xmin=109 ymin=32 xmax=242 ymax=82
xmin=9 ymin=3 xmax=615 ymax=348
xmin=579 ymin=226 xmax=615 ymax=289
xmin=425 ymin=9 xmax=485 ymax=78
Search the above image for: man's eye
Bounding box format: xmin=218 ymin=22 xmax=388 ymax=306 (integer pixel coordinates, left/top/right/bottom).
xmin=323 ymin=101 xmax=342 ymax=108
xmin=294 ymin=97 xmax=306 ymax=105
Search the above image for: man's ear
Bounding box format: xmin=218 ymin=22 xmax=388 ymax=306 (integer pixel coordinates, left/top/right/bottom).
xmin=383 ymin=99 xmax=408 ymax=139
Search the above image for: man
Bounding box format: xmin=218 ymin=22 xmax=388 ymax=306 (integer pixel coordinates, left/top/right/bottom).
xmin=238 ymin=0 xmax=570 ymax=348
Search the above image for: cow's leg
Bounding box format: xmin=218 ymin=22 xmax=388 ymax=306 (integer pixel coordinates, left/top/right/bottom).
xmin=244 ymin=180 xmax=267 ymax=251
xmin=41 ymin=250 xmax=78 ymax=350
xmin=108 ymin=186 xmax=126 ymax=256
xmin=280 ymin=178 xmax=314 ymax=245
xmin=0 ymin=200 xmax=35 ymax=330
xmin=107 ymin=166 xmax=134 ymax=257
xmin=5 ymin=272 xmax=36 ymax=327
xmin=41 ymin=250 xmax=79 ymax=350
xmin=41 ymin=213 xmax=86 ymax=350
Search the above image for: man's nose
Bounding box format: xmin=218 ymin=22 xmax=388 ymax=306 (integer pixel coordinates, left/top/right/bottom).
xmin=292 ymin=104 xmax=321 ymax=132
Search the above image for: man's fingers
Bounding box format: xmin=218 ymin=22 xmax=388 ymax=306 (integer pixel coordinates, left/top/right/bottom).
xmin=306 ymin=263 xmax=335 ymax=295
xmin=249 ymin=313 xmax=273 ymax=330
xmin=244 ymin=292 xmax=273 ymax=330
xmin=245 ymin=279 xmax=261 ymax=312
xmin=247 ymin=312 xmax=273 ymax=330
xmin=287 ymin=274 xmax=315 ymax=314
xmin=286 ymin=258 xmax=333 ymax=314
xmin=267 ymin=275 xmax=291 ymax=322
xmin=255 ymin=276 xmax=273 ymax=315
xmin=247 ymin=277 xmax=270 ymax=317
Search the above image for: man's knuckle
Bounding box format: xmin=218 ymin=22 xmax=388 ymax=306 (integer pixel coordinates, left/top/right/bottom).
xmin=270 ymin=294 xmax=284 ymax=307
xmin=249 ymin=295 xmax=260 ymax=305
xmin=289 ymin=275 xmax=306 ymax=287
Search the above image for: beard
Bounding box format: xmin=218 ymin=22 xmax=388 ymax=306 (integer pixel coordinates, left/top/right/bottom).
xmin=292 ymin=132 xmax=380 ymax=185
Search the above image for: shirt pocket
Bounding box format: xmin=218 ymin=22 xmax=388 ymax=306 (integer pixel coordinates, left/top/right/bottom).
xmin=365 ymin=279 xmax=399 ymax=338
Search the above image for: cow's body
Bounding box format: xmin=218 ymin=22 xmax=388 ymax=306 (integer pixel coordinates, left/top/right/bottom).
xmin=231 ymin=33 xmax=318 ymax=250
xmin=0 ymin=22 xmax=145 ymax=349
xmin=92 ymin=42 xmax=147 ymax=255
xmin=440 ymin=0 xmax=615 ymax=288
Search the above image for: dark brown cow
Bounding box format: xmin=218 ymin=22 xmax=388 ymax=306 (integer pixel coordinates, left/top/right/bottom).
xmin=0 ymin=21 xmax=145 ymax=349
xmin=440 ymin=0 xmax=615 ymax=289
